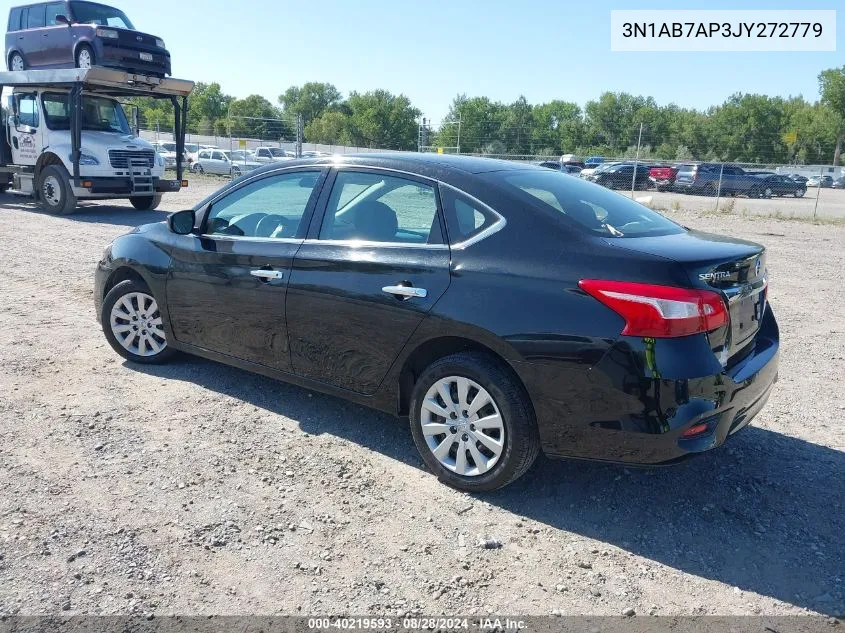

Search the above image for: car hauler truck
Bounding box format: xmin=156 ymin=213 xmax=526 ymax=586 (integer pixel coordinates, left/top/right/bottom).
xmin=0 ymin=67 xmax=193 ymax=214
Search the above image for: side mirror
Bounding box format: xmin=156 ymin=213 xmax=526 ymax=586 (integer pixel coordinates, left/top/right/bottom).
xmin=55 ymin=14 xmax=71 ymax=25
xmin=168 ymin=209 xmax=195 ymax=235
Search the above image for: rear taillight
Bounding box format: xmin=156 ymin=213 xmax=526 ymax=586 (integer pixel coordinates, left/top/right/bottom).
xmin=578 ymin=280 xmax=729 ymax=338
xmin=691 ymin=166 xmax=700 ymax=181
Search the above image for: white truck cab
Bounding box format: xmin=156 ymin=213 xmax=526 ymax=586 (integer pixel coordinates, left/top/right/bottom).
xmin=0 ymin=67 xmax=193 ymax=214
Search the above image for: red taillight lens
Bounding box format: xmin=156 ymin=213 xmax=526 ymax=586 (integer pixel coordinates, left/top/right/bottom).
xmin=578 ymin=280 xmax=729 ymax=338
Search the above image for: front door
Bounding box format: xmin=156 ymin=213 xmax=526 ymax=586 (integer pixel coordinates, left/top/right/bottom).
xmin=209 ymin=150 xmax=229 ymax=175
xmin=166 ymin=169 xmax=328 ymax=371
xmin=10 ymin=93 xmax=43 ymax=166
xmin=286 ymin=168 xmax=451 ymax=395
xmin=42 ymin=3 xmax=73 ymax=67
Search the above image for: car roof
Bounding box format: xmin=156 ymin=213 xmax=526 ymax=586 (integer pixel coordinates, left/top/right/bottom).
xmin=242 ymin=152 xmax=545 ymax=179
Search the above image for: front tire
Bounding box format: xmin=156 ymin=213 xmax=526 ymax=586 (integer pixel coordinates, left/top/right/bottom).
xmin=75 ymin=44 xmax=94 ymax=69
xmin=794 ymin=188 xmax=805 ymax=198
xmin=37 ymin=164 xmax=77 ymax=215
xmin=101 ymin=279 xmax=175 ymax=364
xmin=409 ymin=352 xmax=540 ymax=492
xmin=130 ymin=194 xmax=162 ymax=211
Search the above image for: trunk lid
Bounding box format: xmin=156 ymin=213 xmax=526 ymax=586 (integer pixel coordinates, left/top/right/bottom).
xmin=602 ymin=230 xmax=767 ymax=362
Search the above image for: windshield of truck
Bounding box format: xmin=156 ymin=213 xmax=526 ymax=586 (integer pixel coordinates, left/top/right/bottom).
xmin=69 ymin=1 xmax=134 ymax=28
xmin=42 ymin=93 xmax=131 ymax=134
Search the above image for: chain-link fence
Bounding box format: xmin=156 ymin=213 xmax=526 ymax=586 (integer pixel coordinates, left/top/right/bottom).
xmin=421 ymin=120 xmax=844 ymax=220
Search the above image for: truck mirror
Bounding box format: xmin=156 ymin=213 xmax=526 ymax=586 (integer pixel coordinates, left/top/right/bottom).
xmin=55 ymin=14 xmax=71 ymax=25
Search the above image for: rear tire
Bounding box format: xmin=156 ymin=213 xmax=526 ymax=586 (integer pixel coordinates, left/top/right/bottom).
xmin=75 ymin=44 xmax=94 ymax=69
xmin=101 ymin=279 xmax=176 ymax=365
xmin=231 ymin=166 xmax=241 ymax=179
xmin=794 ymin=188 xmax=805 ymax=198
xmin=409 ymin=352 xmax=540 ymax=492
xmin=37 ymin=164 xmax=77 ymax=215
xmin=193 ymin=163 xmax=204 ymax=174
xmin=130 ymin=194 xmax=162 ymax=211
xmin=9 ymin=52 xmax=25 ymax=71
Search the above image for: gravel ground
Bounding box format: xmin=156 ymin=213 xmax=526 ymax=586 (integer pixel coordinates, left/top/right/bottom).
xmin=0 ymin=176 xmax=843 ymax=618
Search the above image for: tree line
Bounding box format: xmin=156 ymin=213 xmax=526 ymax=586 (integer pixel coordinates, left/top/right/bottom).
xmin=128 ymin=65 xmax=845 ymax=165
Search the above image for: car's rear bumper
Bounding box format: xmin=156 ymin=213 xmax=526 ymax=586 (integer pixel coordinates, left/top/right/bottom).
xmin=518 ymin=305 xmax=779 ymax=464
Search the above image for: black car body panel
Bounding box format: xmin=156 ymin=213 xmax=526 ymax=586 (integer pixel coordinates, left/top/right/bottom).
xmin=95 ymin=154 xmax=779 ymax=465
xmin=6 ymin=1 xmax=171 ymax=75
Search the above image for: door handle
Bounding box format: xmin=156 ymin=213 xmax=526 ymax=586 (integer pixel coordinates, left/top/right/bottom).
xmin=382 ymin=285 xmax=427 ymax=299
xmin=250 ymin=269 xmax=284 ymax=281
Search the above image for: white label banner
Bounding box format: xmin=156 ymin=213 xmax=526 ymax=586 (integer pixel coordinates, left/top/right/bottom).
xmin=610 ymin=10 xmax=836 ymax=51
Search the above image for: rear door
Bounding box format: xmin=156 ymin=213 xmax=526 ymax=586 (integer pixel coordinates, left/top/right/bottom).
xmin=166 ymin=169 xmax=328 ymax=370
xmin=22 ymin=4 xmax=46 ymax=66
xmin=286 ymin=168 xmax=451 ymax=394
xmin=209 ymin=150 xmax=228 ymax=175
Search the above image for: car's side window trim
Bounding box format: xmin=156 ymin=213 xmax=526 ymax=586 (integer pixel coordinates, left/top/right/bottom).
xmin=305 ymin=166 xmax=449 ymax=249
xmin=196 ymin=168 xmax=329 ymax=241
xmin=438 ymin=183 xmax=507 ymax=249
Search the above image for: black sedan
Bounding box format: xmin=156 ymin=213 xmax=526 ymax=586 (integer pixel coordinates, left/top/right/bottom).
xmin=749 ymin=174 xmax=807 ymax=198
xmin=95 ymin=154 xmax=779 ymax=491
xmin=586 ymin=162 xmax=651 ymax=190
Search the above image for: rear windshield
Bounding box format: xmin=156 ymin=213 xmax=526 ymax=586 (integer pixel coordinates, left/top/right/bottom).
xmin=497 ymin=170 xmax=685 ymax=238
xmin=69 ymin=1 xmax=134 ymax=28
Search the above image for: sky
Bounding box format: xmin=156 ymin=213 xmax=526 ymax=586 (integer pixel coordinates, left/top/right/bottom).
xmin=8 ymin=0 xmax=843 ymax=122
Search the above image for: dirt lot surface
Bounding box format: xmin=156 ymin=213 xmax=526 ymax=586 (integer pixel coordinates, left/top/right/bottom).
xmin=0 ymin=176 xmax=843 ymax=618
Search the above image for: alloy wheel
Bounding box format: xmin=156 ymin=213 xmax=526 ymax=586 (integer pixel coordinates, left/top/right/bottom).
xmin=10 ymin=54 xmax=24 ymax=72
xmin=77 ymin=48 xmax=92 ymax=69
xmin=419 ymin=376 xmax=505 ymax=477
xmin=109 ymin=292 xmax=166 ymax=357
xmin=764 ymin=188 xmax=773 ymax=198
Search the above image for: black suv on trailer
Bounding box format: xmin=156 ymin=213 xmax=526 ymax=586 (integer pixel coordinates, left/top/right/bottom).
xmin=6 ymin=1 xmax=171 ymax=76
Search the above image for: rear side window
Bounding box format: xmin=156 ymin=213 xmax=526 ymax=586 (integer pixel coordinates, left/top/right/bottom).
xmin=27 ymin=4 xmax=45 ymax=28
xmin=320 ymin=171 xmax=442 ymax=245
xmin=497 ymin=170 xmax=685 ymax=238
xmin=438 ymin=185 xmax=500 ymax=244
xmin=8 ymin=8 xmax=23 ymax=30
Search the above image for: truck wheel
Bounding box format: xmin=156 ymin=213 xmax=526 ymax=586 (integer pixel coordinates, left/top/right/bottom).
xmin=37 ymin=165 xmax=77 ymax=215
xmin=75 ymin=45 xmax=94 ymax=69
xmin=9 ymin=52 xmax=25 ymax=71
xmin=130 ymin=194 xmax=163 ymax=211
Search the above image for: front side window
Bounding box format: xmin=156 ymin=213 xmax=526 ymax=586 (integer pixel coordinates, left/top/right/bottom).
xmin=69 ymin=1 xmax=134 ymax=28
xmin=45 ymin=2 xmax=65 ymax=25
xmin=42 ymin=93 xmax=130 ymax=134
xmin=319 ymin=171 xmax=441 ymax=245
xmin=17 ymin=93 xmax=39 ymax=128
xmin=497 ymin=170 xmax=685 ymax=238
xmin=27 ymin=4 xmax=45 ymax=28
xmin=257 ymin=149 xmax=271 ymax=158
xmin=211 ymin=151 xmax=226 ymax=161
xmin=204 ymin=171 xmax=321 ymax=239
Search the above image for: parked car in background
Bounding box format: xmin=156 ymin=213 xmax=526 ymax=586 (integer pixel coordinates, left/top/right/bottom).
xmin=6 ymin=1 xmax=171 ymax=76
xmin=192 ymin=149 xmax=259 ymax=177
xmin=787 ymin=174 xmax=809 ymax=185
xmin=586 ymin=162 xmax=650 ymax=190
xmin=253 ymin=147 xmax=292 ymax=163
xmin=807 ymin=175 xmax=834 ymax=188
xmin=748 ymin=174 xmax=807 ymax=198
xmin=831 ymin=176 xmax=845 ymax=189
xmin=95 ymin=154 xmax=778 ymax=491
xmin=150 ymin=141 xmax=180 ymax=170
xmin=584 ymin=156 xmax=604 ymax=168
xmin=184 ymin=143 xmax=216 ymax=165
xmin=648 ymin=164 xmax=678 ymax=191
xmin=674 ymin=163 xmax=759 ymax=196
xmin=537 ymin=161 xmax=581 ymax=175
